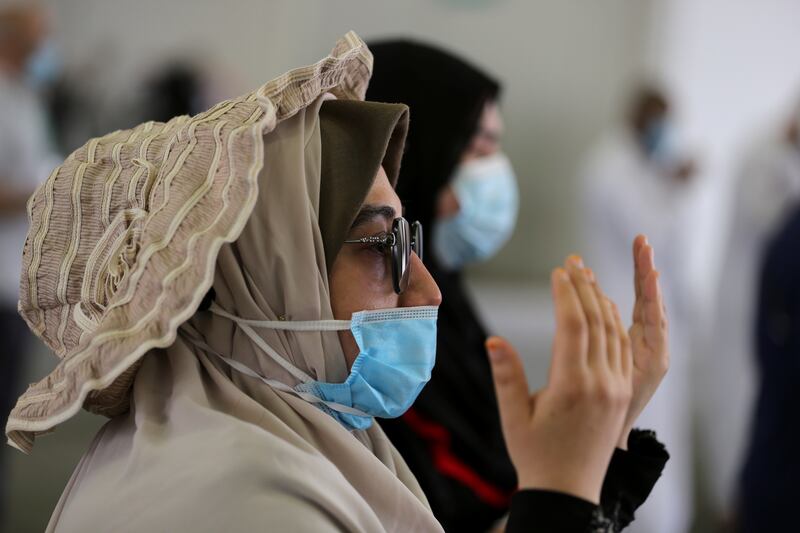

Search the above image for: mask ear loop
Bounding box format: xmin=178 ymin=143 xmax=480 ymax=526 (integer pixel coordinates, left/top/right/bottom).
xmin=209 ymin=302 xmax=351 ymax=331
xmin=208 ymin=302 xmax=365 ymax=385
xmin=209 ymin=302 xmax=351 ymax=384
xmin=236 ymin=321 xmax=316 ymax=384
xmin=178 ymin=328 xmax=371 ymax=418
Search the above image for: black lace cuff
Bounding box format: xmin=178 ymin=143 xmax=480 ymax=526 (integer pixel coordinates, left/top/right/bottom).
xmin=600 ymin=429 xmax=670 ymax=528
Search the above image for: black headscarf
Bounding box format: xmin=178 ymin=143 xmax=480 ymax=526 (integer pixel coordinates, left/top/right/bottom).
xmin=366 ymin=40 xmax=516 ymax=532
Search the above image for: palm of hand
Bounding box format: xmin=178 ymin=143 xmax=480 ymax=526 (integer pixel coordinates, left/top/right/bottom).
xmin=623 ymin=236 xmax=669 ymax=446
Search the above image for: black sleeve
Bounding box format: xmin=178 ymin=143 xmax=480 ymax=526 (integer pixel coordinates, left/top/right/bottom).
xmin=505 ymin=489 xmax=597 ymax=533
xmin=599 ymin=429 xmax=670 ymax=530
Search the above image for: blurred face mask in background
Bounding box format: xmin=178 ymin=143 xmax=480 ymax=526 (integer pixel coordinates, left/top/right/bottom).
xmin=25 ymin=39 xmax=61 ymax=89
xmin=641 ymin=117 xmax=673 ymax=161
xmin=433 ymin=152 xmax=519 ymax=270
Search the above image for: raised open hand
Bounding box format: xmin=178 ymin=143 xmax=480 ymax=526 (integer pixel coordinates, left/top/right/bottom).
xmin=620 ymin=235 xmax=669 ymax=448
xmin=486 ymin=256 xmax=632 ymax=504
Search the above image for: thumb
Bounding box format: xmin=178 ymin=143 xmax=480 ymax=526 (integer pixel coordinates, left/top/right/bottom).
xmin=486 ymin=336 xmax=531 ymax=439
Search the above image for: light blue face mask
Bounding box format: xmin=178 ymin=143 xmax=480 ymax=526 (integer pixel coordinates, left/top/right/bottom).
xmin=25 ymin=39 xmax=61 ymax=89
xmin=433 ymin=152 xmax=519 ymax=270
xmin=641 ymin=118 xmax=672 ymax=161
xmin=191 ymin=304 xmax=438 ymax=431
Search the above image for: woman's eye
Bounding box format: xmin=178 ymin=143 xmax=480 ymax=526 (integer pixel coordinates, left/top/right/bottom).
xmin=361 ymin=233 xmax=390 ymax=259
xmin=368 ymin=235 xmax=389 ymax=254
xmin=370 ymin=242 xmax=388 ymax=255
xmin=349 ymin=231 xmax=390 ymax=259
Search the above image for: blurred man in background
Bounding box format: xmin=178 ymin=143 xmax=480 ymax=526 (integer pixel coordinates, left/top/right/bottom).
xmin=0 ymin=3 xmax=61 ymax=523
xmin=580 ymin=86 xmax=698 ymax=533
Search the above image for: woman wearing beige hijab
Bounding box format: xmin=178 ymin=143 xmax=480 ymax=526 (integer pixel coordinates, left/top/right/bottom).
xmin=6 ymin=33 xmax=668 ymax=532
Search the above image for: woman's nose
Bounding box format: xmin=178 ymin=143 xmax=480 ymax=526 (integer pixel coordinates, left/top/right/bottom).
xmin=400 ymin=253 xmax=442 ymax=307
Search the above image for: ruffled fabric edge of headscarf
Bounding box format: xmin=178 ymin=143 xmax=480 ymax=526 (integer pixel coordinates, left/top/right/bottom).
xmin=6 ymin=31 xmax=372 ymax=454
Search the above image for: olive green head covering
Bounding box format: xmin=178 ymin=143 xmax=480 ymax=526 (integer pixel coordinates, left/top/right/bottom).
xmin=319 ymin=100 xmax=409 ymax=269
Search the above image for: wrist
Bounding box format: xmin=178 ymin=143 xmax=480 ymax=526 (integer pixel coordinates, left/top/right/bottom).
xmin=617 ymin=426 xmax=632 ymax=450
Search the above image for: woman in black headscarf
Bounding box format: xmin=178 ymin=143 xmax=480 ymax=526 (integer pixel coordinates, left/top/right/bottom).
xmin=366 ymin=39 xmax=522 ymax=531
xmin=367 ymin=40 xmax=670 ymax=532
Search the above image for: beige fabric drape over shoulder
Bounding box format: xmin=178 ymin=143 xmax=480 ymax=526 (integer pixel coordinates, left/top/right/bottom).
xmin=46 ymin=94 xmax=441 ymax=533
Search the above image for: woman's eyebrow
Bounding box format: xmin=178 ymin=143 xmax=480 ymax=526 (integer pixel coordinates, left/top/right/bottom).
xmin=351 ymin=204 xmax=396 ymax=230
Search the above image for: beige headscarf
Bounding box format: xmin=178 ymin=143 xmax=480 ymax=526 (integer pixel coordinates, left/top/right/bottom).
xmin=7 ymin=31 xmax=378 ymax=452
xmin=12 ymin=32 xmax=444 ymax=532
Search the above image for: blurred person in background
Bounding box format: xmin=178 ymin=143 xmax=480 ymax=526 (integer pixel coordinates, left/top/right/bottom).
xmin=47 ymin=55 xmax=231 ymax=156
xmin=137 ymin=57 xmax=239 ymax=125
xmin=365 ymin=40 xmax=518 ymax=532
xmin=141 ymin=61 xmax=206 ymax=123
xmin=0 ymin=2 xmax=60 ymax=522
xmin=580 ymin=86 xmax=698 ymax=533
xmin=738 ymin=193 xmax=800 ymax=533
xmin=704 ymin=99 xmax=800 ymax=527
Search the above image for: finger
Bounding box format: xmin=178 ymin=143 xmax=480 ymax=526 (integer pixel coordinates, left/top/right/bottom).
xmin=603 ymin=297 xmax=622 ymax=373
xmin=632 ymin=235 xmax=647 ymax=303
xmin=486 ymin=336 xmax=532 ymax=441
xmin=633 ymin=240 xmax=655 ymax=325
xmin=551 ymin=267 xmax=588 ymax=371
xmin=639 ymin=242 xmax=655 ymax=274
xmin=612 ymin=301 xmax=632 ymax=378
xmin=591 ymin=276 xmax=621 ymax=372
xmin=643 ymin=270 xmax=669 ymax=354
xmin=565 ymin=256 xmax=607 ymax=372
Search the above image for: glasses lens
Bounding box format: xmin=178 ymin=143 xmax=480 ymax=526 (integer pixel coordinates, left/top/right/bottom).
xmin=392 ymin=218 xmax=412 ymax=294
xmin=412 ymin=221 xmax=423 ymax=262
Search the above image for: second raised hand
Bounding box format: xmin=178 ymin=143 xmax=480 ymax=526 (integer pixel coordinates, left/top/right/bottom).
xmin=486 ymin=256 xmax=633 ymax=504
xmin=620 ymin=235 xmax=670 ymax=449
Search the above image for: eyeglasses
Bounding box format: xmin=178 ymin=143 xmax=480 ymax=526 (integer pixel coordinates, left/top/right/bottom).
xmin=344 ymin=217 xmax=423 ymax=294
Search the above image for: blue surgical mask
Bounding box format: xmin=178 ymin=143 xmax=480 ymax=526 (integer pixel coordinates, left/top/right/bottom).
xmin=191 ymin=304 xmax=439 ymax=431
xmin=433 ymin=152 xmax=519 ymax=270
xmin=641 ymin=118 xmax=671 ymax=161
xmin=25 ymin=39 xmax=61 ymax=89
